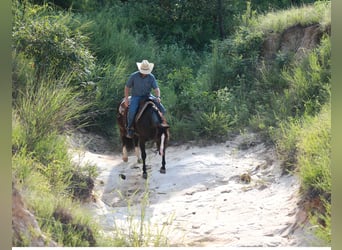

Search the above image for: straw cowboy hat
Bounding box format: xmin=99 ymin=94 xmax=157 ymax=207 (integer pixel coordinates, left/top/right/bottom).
xmin=136 ymin=60 xmax=154 ymax=74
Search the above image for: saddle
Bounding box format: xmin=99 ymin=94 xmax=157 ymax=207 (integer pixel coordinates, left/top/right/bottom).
xmin=118 ymin=97 xmax=169 ymax=128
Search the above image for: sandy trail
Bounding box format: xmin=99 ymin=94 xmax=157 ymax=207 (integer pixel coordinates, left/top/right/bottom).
xmin=70 ymin=132 xmax=321 ymax=247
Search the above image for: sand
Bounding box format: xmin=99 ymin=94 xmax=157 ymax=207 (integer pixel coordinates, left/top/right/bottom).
xmin=69 ymin=132 xmax=323 ymax=247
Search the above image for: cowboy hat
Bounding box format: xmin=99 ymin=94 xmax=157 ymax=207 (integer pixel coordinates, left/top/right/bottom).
xmin=136 ymin=60 xmax=154 ymax=74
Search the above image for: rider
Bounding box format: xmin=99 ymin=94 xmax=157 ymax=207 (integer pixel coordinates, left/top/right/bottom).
xmin=124 ymin=59 xmax=166 ymax=138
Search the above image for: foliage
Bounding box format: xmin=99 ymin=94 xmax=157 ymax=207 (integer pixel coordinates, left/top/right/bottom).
xmin=12 ymin=0 xmax=95 ymax=85
xmin=25 ymin=0 xmax=322 ymax=52
xmin=78 ymin=7 xmax=157 ymax=65
xmin=260 ymin=34 xmax=331 ymax=126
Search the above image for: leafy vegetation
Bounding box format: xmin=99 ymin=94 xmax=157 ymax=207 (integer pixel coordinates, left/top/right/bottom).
xmin=12 ymin=0 xmax=331 ymax=246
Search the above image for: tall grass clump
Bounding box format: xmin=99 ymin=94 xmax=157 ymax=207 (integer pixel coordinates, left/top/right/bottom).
xmin=270 ymin=104 xmax=331 ymax=245
xmin=298 ymin=104 xmax=331 ymax=245
xmin=255 ymin=1 xmax=331 ymax=34
xmin=102 ymin=180 xmax=173 ymax=247
xmin=298 ymin=105 xmax=331 ymax=201
xmin=14 ymin=75 xmax=89 ymax=152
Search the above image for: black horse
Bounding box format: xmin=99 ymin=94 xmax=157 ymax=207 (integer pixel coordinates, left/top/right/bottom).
xmin=117 ymin=97 xmax=169 ymax=179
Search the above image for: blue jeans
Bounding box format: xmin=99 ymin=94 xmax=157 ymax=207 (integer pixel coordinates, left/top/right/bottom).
xmin=127 ymin=95 xmax=166 ymax=130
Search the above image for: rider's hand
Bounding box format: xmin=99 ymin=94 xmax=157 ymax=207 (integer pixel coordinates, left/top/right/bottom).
xmin=124 ymin=97 xmax=129 ymax=107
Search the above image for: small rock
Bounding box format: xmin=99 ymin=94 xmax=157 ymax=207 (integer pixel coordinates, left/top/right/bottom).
xmin=240 ymin=173 xmax=252 ymax=183
xmin=221 ymin=190 xmax=231 ymax=194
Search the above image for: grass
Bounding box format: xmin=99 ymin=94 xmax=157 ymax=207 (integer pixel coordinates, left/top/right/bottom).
xmin=14 ymin=74 xmax=89 ymax=152
xmin=255 ymin=1 xmax=331 ymax=34
xmin=297 ymin=104 xmax=331 ymax=245
xmin=108 ymin=180 xmax=174 ymax=247
xmin=271 ymin=103 xmax=331 ymax=244
xmin=298 ymin=104 xmax=331 ymax=198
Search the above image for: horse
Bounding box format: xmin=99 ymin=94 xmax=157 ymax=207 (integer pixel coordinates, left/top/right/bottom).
xmin=116 ymin=97 xmax=170 ymax=179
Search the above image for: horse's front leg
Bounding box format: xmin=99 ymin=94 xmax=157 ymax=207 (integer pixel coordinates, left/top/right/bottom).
xmin=135 ymin=146 xmax=142 ymax=163
xmin=159 ymin=133 xmax=166 ymax=174
xmin=140 ymin=141 xmax=147 ymax=179
xmin=121 ymin=136 xmax=128 ymax=162
xmin=160 ymin=153 xmax=166 ymax=174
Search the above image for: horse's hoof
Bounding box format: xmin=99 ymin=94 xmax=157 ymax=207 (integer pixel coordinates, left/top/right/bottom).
xmin=160 ymin=168 xmax=166 ymax=174
xmin=142 ymin=172 xmax=148 ymax=179
xmin=123 ymin=157 xmax=128 ymax=162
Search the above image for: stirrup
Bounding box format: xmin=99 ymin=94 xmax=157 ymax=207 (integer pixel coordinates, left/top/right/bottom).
xmin=126 ymin=129 xmax=134 ymax=138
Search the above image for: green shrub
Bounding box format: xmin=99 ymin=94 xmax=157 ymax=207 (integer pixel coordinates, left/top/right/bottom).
xmin=166 ymin=117 xmax=198 ymax=142
xmin=196 ymin=108 xmax=232 ymax=141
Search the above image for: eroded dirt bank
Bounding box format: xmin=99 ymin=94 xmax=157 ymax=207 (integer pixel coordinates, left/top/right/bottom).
xmin=69 ymin=132 xmax=323 ymax=247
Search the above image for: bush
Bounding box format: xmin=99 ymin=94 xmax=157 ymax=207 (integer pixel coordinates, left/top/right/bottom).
xmin=196 ymin=108 xmax=232 ymax=141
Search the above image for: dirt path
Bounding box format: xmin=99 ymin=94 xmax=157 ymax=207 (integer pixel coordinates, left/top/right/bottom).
xmin=69 ymin=131 xmax=322 ymax=247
